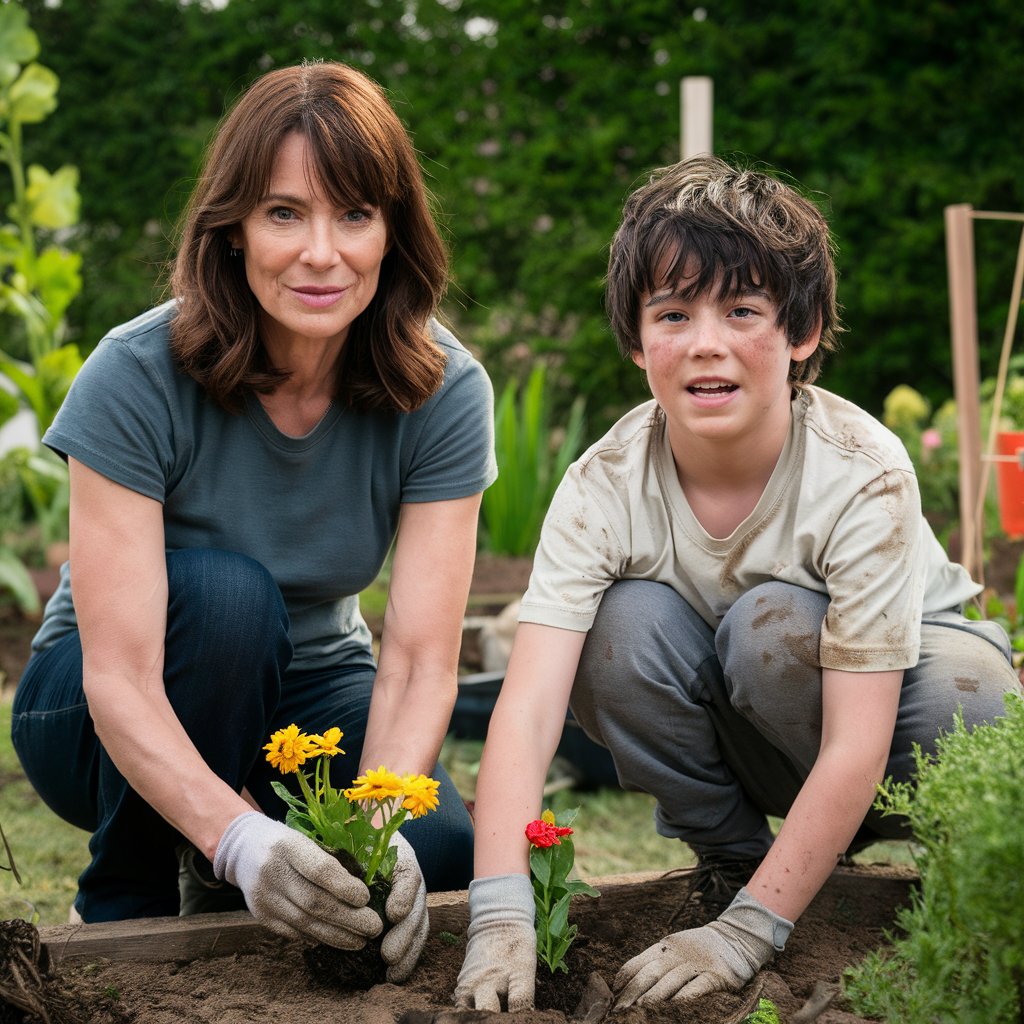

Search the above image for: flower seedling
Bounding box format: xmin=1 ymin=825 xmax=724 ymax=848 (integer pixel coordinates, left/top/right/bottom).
xmin=264 ymin=723 xmax=439 ymax=889
xmin=525 ymin=808 xmax=599 ymax=973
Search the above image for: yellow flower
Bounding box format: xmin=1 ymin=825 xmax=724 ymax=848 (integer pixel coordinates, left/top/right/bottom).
xmin=541 ymin=809 xmax=556 ymax=825
xmin=401 ymin=774 xmax=441 ymax=818
xmin=345 ymin=766 xmax=404 ymax=803
xmin=883 ymin=385 xmax=930 ymax=431
xmin=263 ymin=724 xmax=317 ymax=775
xmin=310 ymin=727 xmax=345 ymax=757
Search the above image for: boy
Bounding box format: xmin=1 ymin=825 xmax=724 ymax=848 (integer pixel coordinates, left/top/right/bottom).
xmin=454 ymin=156 xmax=1020 ymax=1011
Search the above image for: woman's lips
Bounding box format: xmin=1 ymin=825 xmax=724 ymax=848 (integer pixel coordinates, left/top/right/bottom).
xmin=290 ymin=286 xmax=345 ymax=308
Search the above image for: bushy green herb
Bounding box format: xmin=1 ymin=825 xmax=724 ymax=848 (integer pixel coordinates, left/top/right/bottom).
xmin=843 ymin=695 xmax=1024 ymax=1023
xmin=741 ymin=997 xmax=780 ymax=1023
xmin=480 ymin=363 xmax=585 ymax=557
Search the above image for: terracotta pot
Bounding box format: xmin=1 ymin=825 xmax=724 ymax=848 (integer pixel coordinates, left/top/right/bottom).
xmin=996 ymin=431 xmax=1024 ymax=538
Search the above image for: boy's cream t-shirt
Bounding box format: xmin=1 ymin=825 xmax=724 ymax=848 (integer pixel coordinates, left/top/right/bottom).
xmin=519 ymin=386 xmax=978 ymax=673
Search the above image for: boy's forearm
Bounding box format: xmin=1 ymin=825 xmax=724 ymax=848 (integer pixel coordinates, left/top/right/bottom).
xmin=470 ymin=622 xmax=588 ymax=879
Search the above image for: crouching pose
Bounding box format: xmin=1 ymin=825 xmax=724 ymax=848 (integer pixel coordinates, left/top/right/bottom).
xmin=454 ymin=155 xmax=1020 ymax=1010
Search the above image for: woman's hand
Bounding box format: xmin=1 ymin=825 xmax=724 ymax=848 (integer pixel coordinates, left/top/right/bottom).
xmin=380 ymin=832 xmax=429 ymax=982
xmin=214 ymin=812 xmax=383 ymax=947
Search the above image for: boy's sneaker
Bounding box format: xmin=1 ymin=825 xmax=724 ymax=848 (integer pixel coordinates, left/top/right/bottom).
xmin=176 ymin=843 xmax=247 ymax=916
xmin=667 ymin=852 xmax=763 ymax=927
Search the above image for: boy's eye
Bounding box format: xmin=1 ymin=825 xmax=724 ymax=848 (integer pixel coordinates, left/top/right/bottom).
xmin=661 ymin=311 xmax=687 ymax=323
xmin=730 ymin=306 xmax=755 ymax=318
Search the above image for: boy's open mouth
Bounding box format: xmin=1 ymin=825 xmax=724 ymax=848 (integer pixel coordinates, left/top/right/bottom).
xmin=687 ymin=382 xmax=738 ymax=396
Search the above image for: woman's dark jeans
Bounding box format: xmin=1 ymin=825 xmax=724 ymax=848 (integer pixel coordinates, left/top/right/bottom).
xmin=11 ymin=549 xmax=474 ymax=922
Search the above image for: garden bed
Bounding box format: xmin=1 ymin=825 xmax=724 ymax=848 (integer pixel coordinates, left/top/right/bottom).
xmin=29 ymin=864 xmax=914 ymax=1023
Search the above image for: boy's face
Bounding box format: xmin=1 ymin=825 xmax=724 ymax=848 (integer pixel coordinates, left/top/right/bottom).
xmin=634 ymin=268 xmax=819 ymax=455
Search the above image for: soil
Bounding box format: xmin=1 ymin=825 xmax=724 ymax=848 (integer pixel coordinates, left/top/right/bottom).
xmin=0 ymin=553 xmax=952 ymax=1023
xmin=12 ymin=865 xmax=913 ymax=1024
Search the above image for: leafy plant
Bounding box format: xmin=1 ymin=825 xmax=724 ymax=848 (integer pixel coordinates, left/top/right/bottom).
xmin=264 ymin=723 xmax=439 ymax=890
xmin=843 ymin=695 xmax=1024 ymax=1023
xmin=0 ymin=2 xmax=80 ymax=611
xmin=742 ymin=997 xmax=781 ymax=1023
xmin=525 ymin=807 xmax=599 ymax=974
xmin=480 ymin=363 xmax=585 ymax=557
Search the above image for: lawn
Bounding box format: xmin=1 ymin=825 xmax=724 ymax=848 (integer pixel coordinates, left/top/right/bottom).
xmin=1 ymin=694 xmax=912 ymax=928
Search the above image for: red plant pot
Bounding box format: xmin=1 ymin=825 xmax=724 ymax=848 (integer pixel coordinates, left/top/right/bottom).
xmin=996 ymin=430 xmax=1024 ymax=538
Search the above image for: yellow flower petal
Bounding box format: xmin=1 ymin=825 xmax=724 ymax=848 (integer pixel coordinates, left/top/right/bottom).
xmin=401 ymin=774 xmax=440 ymax=818
xmin=311 ymin=726 xmax=345 ymax=757
xmin=345 ymin=765 xmax=404 ymax=802
xmin=541 ymin=809 xmax=556 ymax=825
xmin=263 ymin=723 xmax=317 ymax=775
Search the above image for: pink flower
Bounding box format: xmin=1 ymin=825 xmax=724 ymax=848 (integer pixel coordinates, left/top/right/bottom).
xmin=525 ymin=819 xmax=574 ymax=848
xmin=921 ymin=428 xmax=942 ymax=451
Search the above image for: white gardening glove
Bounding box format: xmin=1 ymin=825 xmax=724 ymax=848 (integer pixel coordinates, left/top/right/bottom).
xmin=213 ymin=812 xmax=383 ymax=948
xmin=614 ymin=887 xmax=793 ymax=1008
xmin=380 ymin=831 xmax=429 ymax=983
xmin=453 ymin=874 xmax=537 ymax=1011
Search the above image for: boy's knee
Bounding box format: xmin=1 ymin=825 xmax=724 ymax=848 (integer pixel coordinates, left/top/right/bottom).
xmin=719 ymin=582 xmax=826 ymax=682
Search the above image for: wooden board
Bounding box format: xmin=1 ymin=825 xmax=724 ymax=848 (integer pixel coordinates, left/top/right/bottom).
xmin=38 ymin=865 xmax=916 ymax=967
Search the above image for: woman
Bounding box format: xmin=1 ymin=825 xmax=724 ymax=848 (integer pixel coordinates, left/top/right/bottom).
xmin=11 ymin=61 xmax=495 ymax=983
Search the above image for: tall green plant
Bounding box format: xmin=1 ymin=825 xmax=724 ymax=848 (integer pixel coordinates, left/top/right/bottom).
xmin=481 ymin=364 xmax=585 ymax=558
xmin=0 ymin=2 xmax=81 ymax=612
xmin=843 ymin=696 xmax=1024 ymax=1023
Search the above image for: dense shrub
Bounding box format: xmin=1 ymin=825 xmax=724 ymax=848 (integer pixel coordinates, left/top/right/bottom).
xmin=843 ymin=695 xmax=1024 ymax=1023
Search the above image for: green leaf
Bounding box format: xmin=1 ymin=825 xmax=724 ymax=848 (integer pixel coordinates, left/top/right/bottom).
xmin=35 ymin=343 xmax=82 ymax=430
xmin=547 ymin=892 xmax=572 ymax=938
xmin=0 ymin=386 xmax=18 ymax=429
xmin=32 ymin=246 xmax=82 ymax=325
xmin=0 ymin=4 xmax=39 ymax=89
xmin=563 ymin=878 xmax=600 ymax=899
xmin=0 ymin=547 xmax=39 ymax=615
xmin=26 ymin=165 xmax=79 ymax=229
xmin=529 ymin=845 xmax=552 ymax=887
xmin=7 ymin=63 xmax=58 ymax=125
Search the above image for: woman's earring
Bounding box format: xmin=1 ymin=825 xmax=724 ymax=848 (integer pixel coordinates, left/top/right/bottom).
xmin=229 ymin=247 xmax=243 ymax=257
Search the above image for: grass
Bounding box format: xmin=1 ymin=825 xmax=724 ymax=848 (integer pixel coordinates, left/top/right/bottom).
xmin=1 ymin=695 xmax=913 ymax=928
xmin=1 ymin=695 xmax=91 ymax=926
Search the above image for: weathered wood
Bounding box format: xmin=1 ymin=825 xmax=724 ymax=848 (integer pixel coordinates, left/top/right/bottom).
xmin=38 ymin=865 xmax=915 ymax=967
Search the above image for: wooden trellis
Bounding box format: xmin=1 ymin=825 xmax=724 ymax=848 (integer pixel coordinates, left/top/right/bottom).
xmin=945 ymin=204 xmax=1024 ymax=583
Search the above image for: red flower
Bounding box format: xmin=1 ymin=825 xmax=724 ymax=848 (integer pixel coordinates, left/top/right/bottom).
xmin=525 ymin=819 xmax=574 ymax=848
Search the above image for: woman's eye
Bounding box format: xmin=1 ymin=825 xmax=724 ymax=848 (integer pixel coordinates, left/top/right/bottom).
xmin=269 ymin=207 xmax=296 ymax=222
xmin=343 ymin=208 xmax=372 ymax=223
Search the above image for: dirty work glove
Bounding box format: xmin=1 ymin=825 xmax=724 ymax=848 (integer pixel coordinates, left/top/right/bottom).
xmin=380 ymin=832 xmax=429 ymax=982
xmin=214 ymin=811 xmax=383 ymax=948
xmin=614 ymin=887 xmax=793 ymax=1008
xmin=453 ymin=874 xmax=537 ymax=1011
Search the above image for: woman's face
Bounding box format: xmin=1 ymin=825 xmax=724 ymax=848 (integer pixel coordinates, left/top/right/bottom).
xmin=231 ymin=132 xmax=389 ymax=354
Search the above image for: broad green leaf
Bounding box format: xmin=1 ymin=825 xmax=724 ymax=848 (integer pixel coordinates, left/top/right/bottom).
xmin=0 ymin=547 xmax=40 ymax=615
xmin=32 ymin=246 xmax=82 ymax=324
xmin=0 ymin=4 xmax=38 ymax=89
xmin=0 ymin=386 xmax=18 ymax=428
xmin=528 ymin=845 xmax=551 ymax=887
xmin=36 ymin=343 xmax=82 ymax=430
xmin=548 ymin=892 xmax=572 ymax=936
xmin=0 ymin=226 xmax=21 ymax=265
xmin=26 ymin=165 xmax=79 ymax=229
xmin=7 ymin=63 xmax=58 ymax=125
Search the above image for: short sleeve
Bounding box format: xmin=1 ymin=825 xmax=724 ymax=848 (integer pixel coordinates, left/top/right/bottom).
xmin=518 ymin=463 xmax=629 ymax=631
xmin=819 ymin=468 xmax=925 ymax=670
xmin=400 ymin=350 xmax=497 ymax=503
xmin=42 ymin=335 xmax=177 ymax=503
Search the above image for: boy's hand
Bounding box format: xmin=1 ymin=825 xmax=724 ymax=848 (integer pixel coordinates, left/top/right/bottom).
xmin=613 ymin=888 xmax=793 ymax=1007
xmin=213 ymin=811 xmax=383 ymax=948
xmin=453 ymin=874 xmax=536 ymax=1011
xmin=380 ymin=832 xmax=428 ymax=982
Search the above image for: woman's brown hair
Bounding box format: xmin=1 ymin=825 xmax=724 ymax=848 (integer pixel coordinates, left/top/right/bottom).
xmin=169 ymin=61 xmax=448 ymax=413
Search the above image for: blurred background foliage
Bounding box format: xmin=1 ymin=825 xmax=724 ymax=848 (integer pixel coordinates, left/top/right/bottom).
xmin=9 ymin=0 xmax=1024 ymax=440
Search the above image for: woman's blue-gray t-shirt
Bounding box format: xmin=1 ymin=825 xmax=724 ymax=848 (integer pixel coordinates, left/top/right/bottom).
xmin=36 ymin=301 xmax=497 ymax=671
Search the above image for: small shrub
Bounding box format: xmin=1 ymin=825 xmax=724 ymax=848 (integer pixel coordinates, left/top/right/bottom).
xmin=843 ymin=694 xmax=1024 ymax=1023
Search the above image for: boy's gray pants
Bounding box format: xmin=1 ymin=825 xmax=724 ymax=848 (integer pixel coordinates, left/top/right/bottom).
xmin=569 ymin=580 xmax=1020 ymax=859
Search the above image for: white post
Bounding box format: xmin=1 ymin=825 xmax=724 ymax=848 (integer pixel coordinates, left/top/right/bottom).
xmin=680 ymin=76 xmax=713 ymax=160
